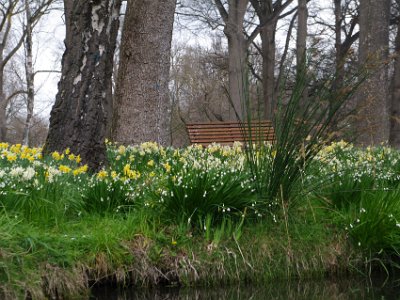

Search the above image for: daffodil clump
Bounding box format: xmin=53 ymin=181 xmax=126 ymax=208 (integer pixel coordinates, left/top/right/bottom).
xmin=308 ymin=141 xmax=400 ymax=259
xmin=143 ymin=143 xmax=257 ymax=224
xmin=0 ymin=143 xmax=88 ymax=222
xmin=309 ymin=141 xmax=400 ymax=209
xmin=0 ymin=141 xmax=257 ymax=225
xmin=96 ymin=141 xmax=258 ymax=223
xmin=3 ymin=140 xmax=400 ymax=236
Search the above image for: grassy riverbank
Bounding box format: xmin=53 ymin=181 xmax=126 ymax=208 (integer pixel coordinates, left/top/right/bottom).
xmin=1 ymin=141 xmax=399 ymax=298
xmin=1 ymin=204 xmax=352 ymax=299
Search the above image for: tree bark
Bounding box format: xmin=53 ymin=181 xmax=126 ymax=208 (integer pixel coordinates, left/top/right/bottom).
xmin=0 ymin=49 xmax=6 ymax=141
xmin=296 ymin=0 xmax=307 ymax=69
xmin=112 ymin=0 xmax=176 ymax=145
xmin=23 ymin=0 xmax=34 ymax=146
xmin=250 ymin=0 xmax=294 ymax=120
xmin=261 ymin=23 xmax=277 ymax=119
xmin=296 ymin=0 xmax=308 ymax=110
xmin=44 ymin=0 xmax=122 ymax=171
xmin=357 ymin=0 xmax=390 ymax=145
xmin=223 ymin=0 xmax=249 ymax=120
xmin=390 ymin=3 xmax=400 ymax=148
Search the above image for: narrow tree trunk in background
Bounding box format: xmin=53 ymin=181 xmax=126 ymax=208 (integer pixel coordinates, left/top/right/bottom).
xmin=250 ymin=0 xmax=293 ymax=120
xmin=44 ymin=0 xmax=122 ymax=171
xmin=224 ymin=0 xmax=248 ymax=120
xmin=389 ymin=9 xmax=400 ymax=148
xmin=0 ymin=60 xmax=6 ymax=141
xmin=333 ymin=0 xmax=343 ymax=93
xmin=296 ymin=0 xmax=307 ymax=68
xmin=23 ymin=0 xmax=34 ymax=146
xmin=296 ymin=0 xmax=308 ymax=109
xmin=113 ymin=0 xmax=176 ymax=145
xmin=331 ymin=0 xmax=344 ymax=115
xmin=261 ymin=23 xmax=277 ymax=120
xmin=357 ymin=0 xmax=390 ymax=145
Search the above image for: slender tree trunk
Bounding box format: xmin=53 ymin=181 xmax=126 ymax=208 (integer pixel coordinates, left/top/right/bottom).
xmin=213 ymin=0 xmax=249 ymax=121
xmin=357 ymin=0 xmax=390 ymax=145
xmin=112 ymin=0 xmax=176 ymax=145
xmin=44 ymin=0 xmax=122 ymax=171
xmin=261 ymin=23 xmax=277 ymax=120
xmin=296 ymin=0 xmax=308 ymax=110
xmin=225 ymin=17 xmax=248 ymax=120
xmin=296 ymin=0 xmax=307 ymax=67
xmin=0 ymin=48 xmax=6 ymax=141
xmin=250 ymin=0 xmax=294 ymax=120
xmin=390 ymin=10 xmax=400 ymax=147
xmin=226 ymin=0 xmax=249 ymax=120
xmin=333 ymin=0 xmax=344 ymax=93
xmin=23 ymin=0 xmax=34 ymax=146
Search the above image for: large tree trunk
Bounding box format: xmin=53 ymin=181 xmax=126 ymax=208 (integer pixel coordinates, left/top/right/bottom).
xmin=390 ymin=6 xmax=400 ymax=148
xmin=112 ymin=0 xmax=176 ymax=145
xmin=357 ymin=0 xmax=390 ymax=145
xmin=44 ymin=0 xmax=122 ymax=171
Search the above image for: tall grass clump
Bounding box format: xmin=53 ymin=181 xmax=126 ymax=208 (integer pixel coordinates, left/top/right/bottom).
xmin=243 ymin=61 xmax=367 ymax=214
xmin=343 ymin=187 xmax=400 ymax=268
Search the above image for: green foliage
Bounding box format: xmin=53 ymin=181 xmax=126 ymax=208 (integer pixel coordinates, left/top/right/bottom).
xmin=243 ymin=62 xmax=366 ymax=214
xmin=7 ymin=139 xmax=400 ymax=296
xmin=344 ymin=188 xmax=400 ymax=261
xmin=147 ymin=146 xmax=256 ymax=224
xmin=311 ymin=142 xmax=400 ymax=266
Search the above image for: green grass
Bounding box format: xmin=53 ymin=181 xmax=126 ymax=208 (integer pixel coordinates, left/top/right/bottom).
xmin=0 ymin=199 xmax=354 ymax=299
xmin=3 ymin=141 xmax=400 ymax=298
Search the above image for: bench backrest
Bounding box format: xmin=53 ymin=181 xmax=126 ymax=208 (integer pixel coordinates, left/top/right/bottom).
xmin=186 ymin=121 xmax=275 ymax=147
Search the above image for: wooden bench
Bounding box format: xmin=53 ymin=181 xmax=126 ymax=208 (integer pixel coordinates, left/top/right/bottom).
xmin=186 ymin=121 xmax=275 ymax=147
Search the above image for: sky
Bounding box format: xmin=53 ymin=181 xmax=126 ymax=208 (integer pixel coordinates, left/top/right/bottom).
xmin=33 ymin=9 xmax=65 ymax=120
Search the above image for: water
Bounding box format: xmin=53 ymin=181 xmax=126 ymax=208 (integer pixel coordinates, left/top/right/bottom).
xmin=90 ymin=277 xmax=400 ymax=300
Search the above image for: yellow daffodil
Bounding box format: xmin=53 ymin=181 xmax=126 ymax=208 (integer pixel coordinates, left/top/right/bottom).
xmin=6 ymin=153 xmax=17 ymax=162
xmin=97 ymin=170 xmax=108 ymax=179
xmin=10 ymin=144 xmax=22 ymax=154
xmin=163 ymin=162 xmax=171 ymax=173
xmin=118 ymin=145 xmax=126 ymax=155
xmin=123 ymin=164 xmax=131 ymax=176
xmin=73 ymin=165 xmax=88 ymax=176
xmin=59 ymin=165 xmax=72 ymax=173
xmin=52 ymin=151 xmax=63 ymax=161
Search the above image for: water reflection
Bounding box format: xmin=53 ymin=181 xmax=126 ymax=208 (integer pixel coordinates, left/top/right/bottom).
xmin=90 ymin=277 xmax=400 ymax=300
